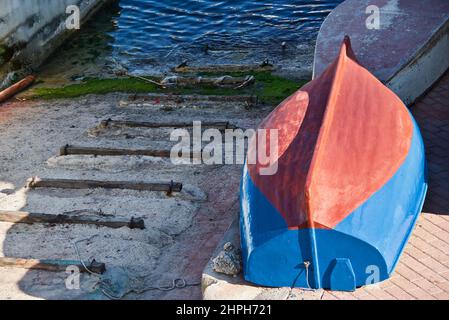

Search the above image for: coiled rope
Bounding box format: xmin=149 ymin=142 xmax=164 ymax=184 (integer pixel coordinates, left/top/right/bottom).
xmin=73 ymin=237 xmax=200 ymax=300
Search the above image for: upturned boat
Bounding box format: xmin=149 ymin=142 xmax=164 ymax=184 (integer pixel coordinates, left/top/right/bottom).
xmin=240 ymin=37 xmax=427 ymax=291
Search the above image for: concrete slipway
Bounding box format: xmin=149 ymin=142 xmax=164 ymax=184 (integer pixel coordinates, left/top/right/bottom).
xmin=202 ymin=0 xmax=449 ymax=300
xmin=0 ymin=93 xmax=270 ymax=299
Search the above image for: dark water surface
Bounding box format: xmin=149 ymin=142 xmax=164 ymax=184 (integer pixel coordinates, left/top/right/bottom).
xmin=46 ymin=0 xmax=343 ymax=78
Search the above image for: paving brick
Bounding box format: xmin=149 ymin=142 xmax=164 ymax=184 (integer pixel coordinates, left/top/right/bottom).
xmin=408 ymin=287 xmax=436 ymax=300
xmin=321 ymin=291 xmax=338 ymax=300
xmin=420 ymin=256 xmax=449 ymax=275
xmin=418 ymin=268 xmax=448 ymax=284
xmin=420 ymin=218 xmax=448 ymax=235
xmin=430 ymin=231 xmax=449 ymax=245
xmin=384 ymin=285 xmax=415 ymax=300
xmin=400 ymin=253 xmax=428 ymax=272
xmin=363 ymin=287 xmax=396 ymax=300
xmin=423 ymin=214 xmax=449 ymax=230
xmin=435 ymin=280 xmax=449 ymax=292
xmin=329 ymin=291 xmax=358 ymax=300
xmin=405 ymin=244 xmax=430 ymax=261
xmin=286 ymin=288 xmax=324 ymax=300
xmin=350 ymin=288 xmax=376 ymax=300
xmin=441 ymin=259 xmax=449 ymax=268
xmin=427 ymin=237 xmax=449 ymax=252
xmin=437 ymin=270 xmax=449 ymax=281
xmin=413 ymin=278 xmax=445 ymax=295
xmin=375 ymin=278 xmax=395 ymax=290
xmin=431 ymin=291 xmax=449 ymax=299
xmin=414 ymin=230 xmax=449 ymax=251
xmin=421 ymin=223 xmax=449 ymax=241
xmin=409 ymin=224 xmax=428 ymax=238
xmin=396 ymin=264 xmax=425 ymax=282
xmin=391 ymin=275 xmax=420 ymax=292
xmin=408 ymin=235 xmax=442 ymax=256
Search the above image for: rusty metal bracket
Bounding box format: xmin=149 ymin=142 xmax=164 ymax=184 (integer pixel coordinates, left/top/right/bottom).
xmin=87 ymin=259 xmax=106 ymax=274
xmin=167 ymin=180 xmax=175 ymax=196
xmin=100 ymin=118 xmax=113 ymax=129
xmin=129 ymin=217 xmax=145 ymax=230
xmin=59 ymin=144 xmax=70 ymax=156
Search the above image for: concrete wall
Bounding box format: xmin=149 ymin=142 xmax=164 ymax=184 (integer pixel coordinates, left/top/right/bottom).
xmin=386 ymin=19 xmax=449 ymax=106
xmin=313 ymin=0 xmax=449 ymax=105
xmin=0 ymin=0 xmax=114 ymax=88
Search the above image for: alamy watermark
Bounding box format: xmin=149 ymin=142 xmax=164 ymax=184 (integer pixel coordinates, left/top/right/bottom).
xmin=170 ymin=121 xmax=279 ymax=176
xmin=65 ymin=265 xmax=80 ymax=290
xmin=365 ymin=264 xmax=381 ymax=288
xmin=66 ymin=5 xmax=80 ymax=30
xmin=366 ymin=5 xmax=380 ymax=30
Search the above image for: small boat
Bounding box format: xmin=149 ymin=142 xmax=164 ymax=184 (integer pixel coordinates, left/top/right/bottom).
xmin=314 ymin=0 xmax=449 ymax=106
xmin=240 ymin=37 xmax=427 ymax=291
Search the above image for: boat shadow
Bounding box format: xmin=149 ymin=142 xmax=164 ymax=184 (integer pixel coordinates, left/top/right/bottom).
xmin=412 ymin=71 xmax=449 ymax=216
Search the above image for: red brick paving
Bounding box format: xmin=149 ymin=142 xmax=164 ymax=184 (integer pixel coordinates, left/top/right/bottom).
xmin=322 ymin=71 xmax=449 ymax=300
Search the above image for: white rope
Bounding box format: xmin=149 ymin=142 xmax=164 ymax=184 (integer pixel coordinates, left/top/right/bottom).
xmin=100 ymin=278 xmax=201 ymax=300
xmin=304 ymin=261 xmax=313 ymax=290
xmin=286 ymin=261 xmax=316 ymax=300
xmin=127 ymin=73 xmax=166 ymax=88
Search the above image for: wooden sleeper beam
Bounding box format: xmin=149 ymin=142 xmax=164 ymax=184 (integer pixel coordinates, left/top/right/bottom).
xmin=124 ymin=93 xmax=258 ymax=104
xmin=26 ymin=177 xmax=183 ymax=194
xmin=59 ymin=144 xmax=204 ymax=159
xmin=59 ymin=145 xmax=203 ymax=159
xmin=0 ymin=210 xmax=145 ymax=229
xmin=99 ymin=119 xmax=233 ymax=130
xmin=60 ymin=145 xmax=173 ymax=158
xmin=0 ymin=257 xmax=106 ymax=274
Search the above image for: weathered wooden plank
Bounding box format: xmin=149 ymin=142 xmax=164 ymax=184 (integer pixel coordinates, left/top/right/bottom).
xmin=172 ymin=63 xmax=275 ymax=73
xmin=59 ymin=145 xmax=203 ymax=159
xmin=26 ymin=177 xmax=183 ymax=194
xmin=0 ymin=210 xmax=145 ymax=229
xmin=60 ymin=145 xmax=173 ymax=158
xmin=100 ymin=119 xmax=233 ymax=130
xmin=0 ymin=257 xmax=106 ymax=274
xmin=124 ymin=93 xmax=258 ymax=104
xmin=0 ymin=75 xmax=35 ymax=104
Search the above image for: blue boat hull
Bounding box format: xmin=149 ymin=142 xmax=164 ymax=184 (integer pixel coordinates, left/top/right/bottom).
xmin=240 ymin=117 xmax=427 ymax=290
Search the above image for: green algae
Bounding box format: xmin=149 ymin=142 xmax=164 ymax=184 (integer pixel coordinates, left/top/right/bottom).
xmin=27 ymin=72 xmax=308 ymax=105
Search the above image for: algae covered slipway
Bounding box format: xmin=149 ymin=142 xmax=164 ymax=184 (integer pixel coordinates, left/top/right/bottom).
xmin=0 ymin=0 xmax=323 ymax=299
